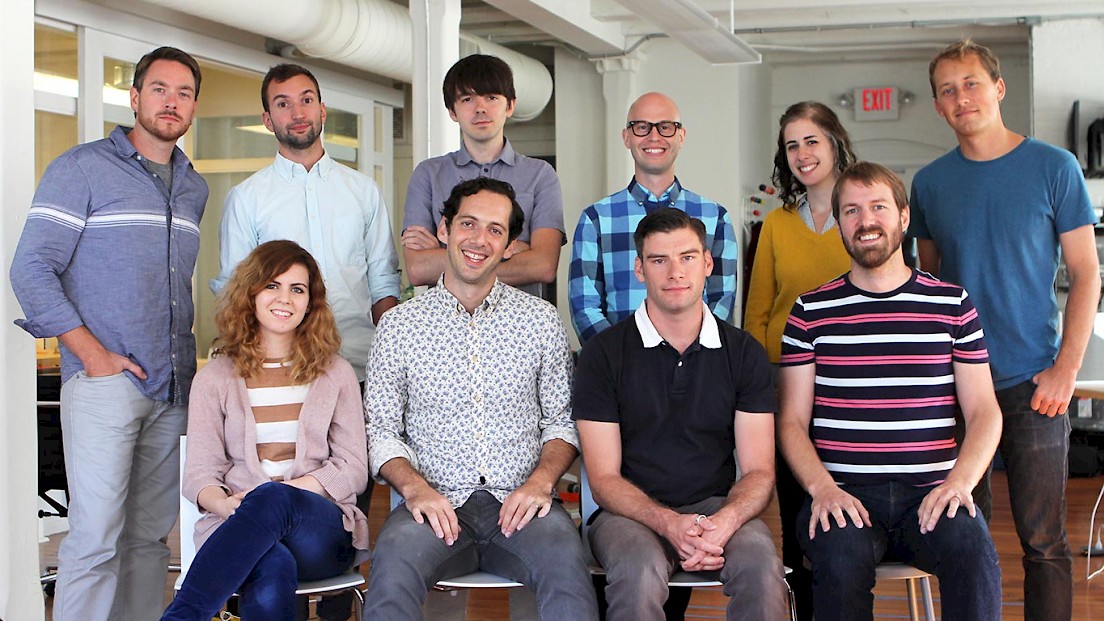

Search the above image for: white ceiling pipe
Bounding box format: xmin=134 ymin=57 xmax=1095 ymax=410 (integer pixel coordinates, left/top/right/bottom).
xmin=142 ymin=0 xmax=552 ymax=119
xmin=460 ymin=34 xmax=553 ymax=122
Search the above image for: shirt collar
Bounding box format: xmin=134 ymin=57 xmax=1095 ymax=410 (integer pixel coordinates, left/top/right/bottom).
xmin=796 ymin=194 xmax=837 ymax=233
xmin=109 ymin=125 xmax=190 ymax=169
xmin=273 ymin=150 xmax=333 ymax=181
xmin=432 ymin=274 xmax=506 ymax=316
xmin=453 ymin=138 xmax=516 ymax=167
xmin=628 ymin=176 xmax=682 ymax=207
xmin=633 ymin=300 xmax=721 ymax=349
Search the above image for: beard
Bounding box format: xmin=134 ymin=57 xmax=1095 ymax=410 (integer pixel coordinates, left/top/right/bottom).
xmin=136 ymin=109 xmax=191 ymax=143
xmin=274 ymin=122 xmax=321 ymax=151
xmin=844 ymin=224 xmax=903 ymax=269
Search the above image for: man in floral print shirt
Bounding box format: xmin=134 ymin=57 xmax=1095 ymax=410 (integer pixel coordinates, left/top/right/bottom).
xmin=362 ymin=177 xmax=598 ymax=620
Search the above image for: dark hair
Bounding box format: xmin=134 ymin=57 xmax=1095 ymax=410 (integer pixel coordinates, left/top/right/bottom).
xmin=440 ymin=177 xmax=525 ymax=243
xmin=772 ymin=101 xmax=857 ymax=207
xmin=633 ymin=208 xmax=708 ymax=258
xmin=442 ymin=54 xmax=516 ymax=112
xmin=831 ymin=162 xmax=909 ymax=221
xmin=261 ymin=64 xmax=322 ymax=113
xmin=214 ymin=240 xmax=340 ymax=383
xmin=133 ymin=47 xmax=202 ymax=99
xmin=928 ymin=39 xmax=1001 ymax=98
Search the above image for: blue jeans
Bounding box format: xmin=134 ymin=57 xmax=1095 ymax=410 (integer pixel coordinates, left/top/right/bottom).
xmin=363 ymin=490 xmax=598 ymax=620
xmin=589 ymin=496 xmax=788 ymax=621
xmin=798 ymin=482 xmax=1001 ymax=621
xmin=973 ymin=380 xmax=1072 ymax=621
xmin=162 ymin=482 xmax=356 ymax=621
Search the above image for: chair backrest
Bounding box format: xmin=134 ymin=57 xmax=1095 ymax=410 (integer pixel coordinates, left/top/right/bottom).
xmin=178 ymin=436 xmax=201 ymax=581
xmin=579 ymin=465 xmax=598 ymax=539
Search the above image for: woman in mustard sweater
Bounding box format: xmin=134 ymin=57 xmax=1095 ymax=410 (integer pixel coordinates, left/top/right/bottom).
xmin=744 ymin=101 xmax=856 ymax=621
xmin=745 ymin=101 xmax=857 ymax=362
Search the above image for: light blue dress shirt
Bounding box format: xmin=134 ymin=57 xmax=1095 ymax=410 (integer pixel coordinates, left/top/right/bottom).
xmin=212 ymin=152 xmax=400 ymax=381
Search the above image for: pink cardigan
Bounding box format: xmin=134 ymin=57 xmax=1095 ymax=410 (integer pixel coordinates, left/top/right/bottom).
xmin=183 ymin=354 xmax=369 ymax=550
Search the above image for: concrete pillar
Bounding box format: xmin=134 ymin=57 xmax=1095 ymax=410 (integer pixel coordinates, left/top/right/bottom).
xmin=595 ymin=55 xmax=641 ymax=192
xmin=410 ymin=0 xmax=461 ymax=163
xmin=0 ymin=1 xmax=47 ymax=619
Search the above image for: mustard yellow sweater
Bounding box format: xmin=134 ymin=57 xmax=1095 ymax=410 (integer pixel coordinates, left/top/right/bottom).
xmin=743 ymin=207 xmax=851 ymax=362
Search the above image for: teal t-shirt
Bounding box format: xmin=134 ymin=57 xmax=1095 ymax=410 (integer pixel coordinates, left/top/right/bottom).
xmin=910 ymin=137 xmax=1096 ymax=389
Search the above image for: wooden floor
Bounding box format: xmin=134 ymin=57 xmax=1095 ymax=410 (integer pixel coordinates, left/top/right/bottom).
xmin=41 ymin=470 xmax=1104 ymax=620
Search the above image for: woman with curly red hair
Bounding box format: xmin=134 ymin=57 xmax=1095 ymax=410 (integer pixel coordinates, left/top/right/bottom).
xmin=162 ymin=240 xmax=367 ymax=620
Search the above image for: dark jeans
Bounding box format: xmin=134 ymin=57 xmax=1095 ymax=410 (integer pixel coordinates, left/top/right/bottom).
xmin=798 ymin=482 xmax=1001 ymax=621
xmin=363 ymin=490 xmax=598 ymax=621
xmin=973 ymin=380 xmax=1073 ymax=621
xmin=162 ymin=482 xmax=356 ymax=621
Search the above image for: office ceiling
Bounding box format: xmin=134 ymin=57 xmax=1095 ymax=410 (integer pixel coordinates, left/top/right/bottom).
xmin=462 ymin=0 xmax=1104 ymax=61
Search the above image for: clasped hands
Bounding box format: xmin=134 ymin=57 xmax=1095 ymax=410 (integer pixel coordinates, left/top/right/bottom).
xmin=665 ymin=512 xmax=729 ymax=572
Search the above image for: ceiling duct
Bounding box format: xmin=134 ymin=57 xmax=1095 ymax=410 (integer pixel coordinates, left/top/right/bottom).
xmin=142 ymin=0 xmax=553 ymax=119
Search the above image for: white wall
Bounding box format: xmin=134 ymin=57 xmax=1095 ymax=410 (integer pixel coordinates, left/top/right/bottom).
xmin=554 ymin=47 xmax=606 ymax=345
xmin=2 ymin=1 xmax=47 ymax=619
xmin=766 ymin=45 xmax=1031 ymax=193
xmin=1032 ymin=17 xmax=1104 ymax=208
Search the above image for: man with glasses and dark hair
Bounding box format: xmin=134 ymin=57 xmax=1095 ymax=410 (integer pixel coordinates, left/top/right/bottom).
xmin=569 ymin=92 xmax=738 ymax=344
xmin=401 ymin=54 xmax=565 ymax=298
xmin=11 ymin=46 xmax=206 ymax=620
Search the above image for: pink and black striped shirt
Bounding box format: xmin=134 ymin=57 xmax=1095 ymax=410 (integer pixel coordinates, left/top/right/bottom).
xmin=780 ymin=270 xmax=988 ymax=487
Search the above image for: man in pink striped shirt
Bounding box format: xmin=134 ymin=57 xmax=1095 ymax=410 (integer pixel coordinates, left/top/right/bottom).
xmin=777 ymin=162 xmax=1003 ymax=621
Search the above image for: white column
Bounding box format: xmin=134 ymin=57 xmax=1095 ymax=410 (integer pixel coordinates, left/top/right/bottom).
xmin=410 ymin=0 xmax=461 ymax=164
xmin=595 ymin=55 xmax=641 ymax=192
xmin=0 ymin=1 xmax=47 ymax=619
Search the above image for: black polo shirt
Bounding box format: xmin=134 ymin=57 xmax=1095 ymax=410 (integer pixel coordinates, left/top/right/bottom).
xmin=573 ymin=304 xmax=776 ymax=508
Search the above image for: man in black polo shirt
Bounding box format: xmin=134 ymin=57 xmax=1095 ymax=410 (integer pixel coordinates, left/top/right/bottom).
xmin=573 ymin=208 xmax=788 ymax=620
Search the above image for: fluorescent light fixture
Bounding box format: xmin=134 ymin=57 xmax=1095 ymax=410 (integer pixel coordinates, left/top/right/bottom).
xmin=614 ymin=0 xmax=761 ymax=64
xmin=34 ymin=71 xmax=132 ymax=107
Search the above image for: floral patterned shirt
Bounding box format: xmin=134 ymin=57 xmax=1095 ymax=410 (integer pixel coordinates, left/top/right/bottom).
xmin=365 ymin=277 xmax=578 ymax=507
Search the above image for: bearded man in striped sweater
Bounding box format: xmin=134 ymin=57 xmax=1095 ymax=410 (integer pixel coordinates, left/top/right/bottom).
xmin=778 ymin=162 xmax=1003 ymax=621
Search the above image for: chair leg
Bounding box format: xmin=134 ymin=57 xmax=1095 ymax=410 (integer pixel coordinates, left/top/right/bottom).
xmin=785 ymin=579 xmax=798 ymax=621
xmin=905 ymin=578 xmax=921 ymax=621
xmin=919 ymin=576 xmax=935 ymax=621
xmin=352 ymin=587 xmax=365 ymax=620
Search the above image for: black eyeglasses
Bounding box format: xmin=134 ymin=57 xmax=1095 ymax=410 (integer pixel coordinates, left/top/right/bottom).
xmin=626 ymin=120 xmax=683 ymax=138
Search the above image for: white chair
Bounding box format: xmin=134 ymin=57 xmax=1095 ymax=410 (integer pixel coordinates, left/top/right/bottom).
xmin=579 ymin=465 xmax=798 ymax=619
xmin=387 ymin=487 xmax=525 ymax=590
xmin=174 ymin=437 xmax=367 ymax=617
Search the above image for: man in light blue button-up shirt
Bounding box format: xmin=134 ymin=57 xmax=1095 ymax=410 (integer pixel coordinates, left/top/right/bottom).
xmin=212 ymin=64 xmax=400 ymax=382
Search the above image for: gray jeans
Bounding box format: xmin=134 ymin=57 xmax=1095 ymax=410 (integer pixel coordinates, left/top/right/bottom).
xmin=589 ymin=496 xmax=789 ymax=621
xmin=363 ymin=490 xmax=598 ymax=620
xmin=55 ymin=372 xmax=185 ymax=621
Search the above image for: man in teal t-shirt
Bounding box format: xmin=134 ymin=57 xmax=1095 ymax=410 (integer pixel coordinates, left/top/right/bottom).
xmin=911 ymin=39 xmax=1100 ymax=621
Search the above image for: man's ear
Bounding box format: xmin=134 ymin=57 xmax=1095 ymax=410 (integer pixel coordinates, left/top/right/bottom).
xmin=437 ymin=218 xmax=449 ymax=245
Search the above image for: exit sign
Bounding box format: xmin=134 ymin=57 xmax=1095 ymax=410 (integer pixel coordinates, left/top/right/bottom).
xmin=854 ymin=86 xmax=898 ymax=121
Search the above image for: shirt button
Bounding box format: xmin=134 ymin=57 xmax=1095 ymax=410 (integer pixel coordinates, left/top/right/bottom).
xmin=171 ymin=300 xmax=177 ymax=306
xmin=473 ymin=394 xmax=482 ymax=403
xmin=470 ymin=355 xmax=479 ymax=363
xmin=677 ymin=361 xmax=683 ymax=367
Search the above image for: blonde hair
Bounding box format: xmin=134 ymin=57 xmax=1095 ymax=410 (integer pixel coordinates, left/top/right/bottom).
xmin=213 ymin=240 xmax=340 ymax=383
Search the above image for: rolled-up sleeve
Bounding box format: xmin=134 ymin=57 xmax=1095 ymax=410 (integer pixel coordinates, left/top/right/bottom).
xmin=362 ymin=182 xmax=401 ymax=304
xmin=10 ymin=154 xmax=91 ymax=338
xmin=536 ymin=308 xmax=579 ymax=449
xmin=569 ymin=208 xmax=611 ymax=342
xmin=364 ymin=312 xmax=419 ymax=479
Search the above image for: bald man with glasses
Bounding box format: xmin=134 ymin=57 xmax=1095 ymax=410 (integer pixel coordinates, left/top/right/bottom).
xmin=569 ymin=92 xmax=739 ymax=344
